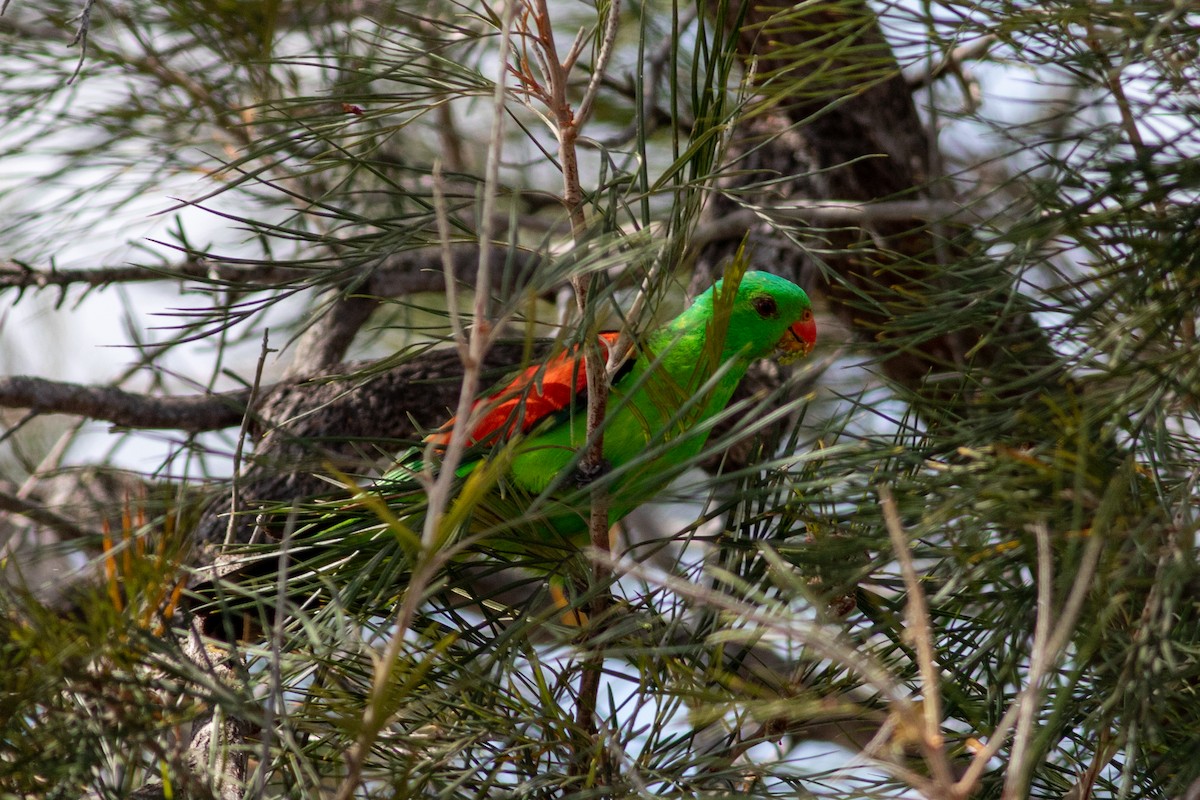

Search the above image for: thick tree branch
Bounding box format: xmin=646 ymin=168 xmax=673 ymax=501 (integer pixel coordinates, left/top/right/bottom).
xmin=700 ymin=0 xmax=1061 ymax=430
xmin=0 ymin=376 xmax=250 ymax=432
xmin=283 ymin=293 xmax=379 ymax=379
xmin=0 ymin=343 xmax=551 ymax=546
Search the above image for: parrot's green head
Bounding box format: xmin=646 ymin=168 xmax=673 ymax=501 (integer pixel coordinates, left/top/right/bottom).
xmin=694 ymin=270 xmax=817 ymax=365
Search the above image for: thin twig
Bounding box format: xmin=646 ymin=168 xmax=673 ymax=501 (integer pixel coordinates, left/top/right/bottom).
xmin=15 ymin=420 xmax=83 ymax=504
xmin=1003 ymin=522 xmax=1054 ymax=798
xmin=0 ymin=409 xmax=38 ymax=449
xmin=604 ymin=261 xmax=659 ymax=379
xmin=530 ymin=0 xmax=586 ymax=236
xmin=432 ymin=162 xmax=469 ymax=362
xmin=878 ymin=484 xmax=956 ymax=793
xmin=66 ymin=0 xmax=98 ymax=84
xmin=907 ymin=35 xmax=996 ymax=91
xmin=224 ymin=331 xmax=274 ymax=547
xmin=420 ymin=2 xmax=514 ymax=548
xmin=575 ymin=0 xmax=623 ymax=128
xmin=334 ymin=8 xmax=520 ymax=798
xmin=256 ymin=504 xmax=298 ymax=796
xmin=560 ymin=26 xmax=588 ymax=73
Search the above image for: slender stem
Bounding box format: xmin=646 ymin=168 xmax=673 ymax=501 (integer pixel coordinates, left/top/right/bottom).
xmin=1003 ymin=523 xmax=1055 ymax=799
xmin=575 ymin=0 xmax=623 ymax=129
xmin=604 ymin=261 xmax=658 ymax=378
xmin=421 ymin=2 xmax=515 ymax=549
xmin=432 ymin=162 xmax=469 ymax=362
xmin=225 ymin=331 xmax=273 ymax=546
xmin=335 ymin=8 xmax=519 ymax=798
xmin=526 ymin=0 xmax=624 ymax=779
xmin=879 ymin=484 xmax=956 ymax=793
xmin=256 ymin=504 xmax=298 ymax=797
xmin=955 ymin=522 xmax=1106 ymax=797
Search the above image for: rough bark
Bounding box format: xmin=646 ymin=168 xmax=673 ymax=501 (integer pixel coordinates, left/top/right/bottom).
xmin=0 ymin=376 xmax=249 ymax=432
xmin=700 ymin=0 xmax=1062 ymax=429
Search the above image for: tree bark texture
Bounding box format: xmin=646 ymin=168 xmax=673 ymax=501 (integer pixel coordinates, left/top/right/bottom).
xmin=701 ymin=0 xmax=1063 ymax=430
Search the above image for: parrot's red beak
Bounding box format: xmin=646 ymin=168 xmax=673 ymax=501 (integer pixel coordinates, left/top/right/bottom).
xmin=776 ymin=310 xmax=817 ymax=363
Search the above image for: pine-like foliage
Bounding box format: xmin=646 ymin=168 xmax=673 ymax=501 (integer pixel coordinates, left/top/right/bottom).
xmin=1 ymin=1 xmax=1197 ymax=799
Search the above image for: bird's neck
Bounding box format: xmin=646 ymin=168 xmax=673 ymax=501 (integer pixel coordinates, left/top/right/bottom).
xmin=646 ymin=302 xmax=752 ymax=379
xmin=638 ymin=312 xmax=753 ymax=416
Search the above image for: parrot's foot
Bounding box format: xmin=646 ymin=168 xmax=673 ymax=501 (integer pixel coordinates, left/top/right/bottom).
xmin=572 ymin=459 xmax=611 ymax=487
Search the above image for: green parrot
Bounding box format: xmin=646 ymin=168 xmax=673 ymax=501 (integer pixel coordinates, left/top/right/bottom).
xmin=420 ymin=269 xmax=816 ymax=540
xmin=201 ymin=270 xmax=815 ymax=628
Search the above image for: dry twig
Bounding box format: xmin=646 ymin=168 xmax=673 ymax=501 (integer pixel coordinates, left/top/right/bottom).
xmin=333 ymin=4 xmax=520 ymax=797
xmin=519 ymin=0 xmax=625 ymax=769
xmin=879 ymin=484 xmax=957 ymax=793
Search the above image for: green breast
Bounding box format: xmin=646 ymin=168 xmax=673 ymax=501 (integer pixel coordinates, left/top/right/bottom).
xmin=504 ymin=344 xmax=751 ymax=542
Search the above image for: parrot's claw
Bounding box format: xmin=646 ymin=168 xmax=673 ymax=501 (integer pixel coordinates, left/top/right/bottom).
xmin=572 ymin=459 xmax=611 ymax=487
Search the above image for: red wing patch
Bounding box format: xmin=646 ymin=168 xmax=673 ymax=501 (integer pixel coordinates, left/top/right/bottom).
xmin=425 ymin=332 xmax=622 ymax=447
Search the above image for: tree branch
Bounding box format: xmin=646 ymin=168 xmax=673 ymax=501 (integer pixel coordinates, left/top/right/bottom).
xmin=0 ymin=376 xmax=250 ymax=432
xmin=0 ymin=244 xmax=534 ymax=297
xmin=704 ymin=0 xmax=1061 ymax=430
xmin=906 ymin=35 xmax=997 ymax=92
xmin=0 ymin=488 xmax=96 ymax=543
xmin=283 ymin=293 xmax=379 ymax=379
xmin=688 ymin=199 xmax=990 ymax=255
xmin=0 ymin=258 xmax=213 ymax=291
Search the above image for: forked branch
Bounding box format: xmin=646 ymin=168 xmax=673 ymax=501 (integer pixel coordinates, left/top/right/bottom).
xmin=519 ymin=0 xmax=624 ymax=776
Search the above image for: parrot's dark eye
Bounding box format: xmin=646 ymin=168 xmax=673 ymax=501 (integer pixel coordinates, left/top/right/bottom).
xmin=753 ymin=295 xmax=778 ymax=318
